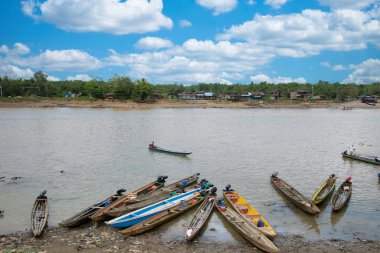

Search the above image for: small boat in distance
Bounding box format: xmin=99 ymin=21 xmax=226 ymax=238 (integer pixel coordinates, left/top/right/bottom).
xmin=149 ymin=141 xmax=192 ymax=156
xmin=332 ymin=177 xmax=352 ymax=211
xmin=271 ymin=172 xmax=320 ymax=215
xmin=342 ymin=151 xmax=380 ymax=166
xmin=312 ymin=174 xmax=337 ymax=205
xmin=31 ymin=190 xmax=49 ymax=237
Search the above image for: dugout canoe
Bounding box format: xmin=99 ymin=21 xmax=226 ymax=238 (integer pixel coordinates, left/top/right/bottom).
xmin=215 ymin=199 xmax=279 ymax=253
xmin=120 ymin=189 xmax=211 ymax=236
xmin=90 ymin=176 xmax=167 ymax=223
xmin=331 ymin=177 xmax=352 ymax=211
xmin=223 ymin=185 xmax=276 ymax=239
xmin=106 ymin=187 xmax=203 ymax=228
xmin=59 ymin=188 xmax=126 ymax=228
xmin=311 ymin=174 xmax=336 ymax=205
xmin=271 ymin=172 xmax=320 ymax=215
xmin=342 ymin=152 xmax=380 ymax=166
xmin=31 ymin=190 xmax=48 ymax=237
xmin=149 ymin=145 xmax=192 ymax=156
xmin=185 ymin=187 xmax=217 ymax=242
xmin=104 ymin=174 xmax=200 ymax=218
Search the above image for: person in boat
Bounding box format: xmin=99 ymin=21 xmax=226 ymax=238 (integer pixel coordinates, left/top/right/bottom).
xmin=149 ymin=141 xmax=156 ymax=148
xmin=257 ymin=219 xmax=264 ymax=228
xmin=344 ymin=176 xmax=352 ymax=190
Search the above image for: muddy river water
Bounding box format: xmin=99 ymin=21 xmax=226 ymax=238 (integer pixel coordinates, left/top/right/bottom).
xmin=0 ymin=108 xmax=379 ymax=242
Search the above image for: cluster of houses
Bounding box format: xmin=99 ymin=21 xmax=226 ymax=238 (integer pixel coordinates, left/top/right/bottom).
xmin=176 ymin=91 xmax=316 ymax=101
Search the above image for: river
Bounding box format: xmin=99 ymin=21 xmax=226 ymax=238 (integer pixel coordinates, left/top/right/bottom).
xmin=0 ymin=107 xmax=379 ymax=242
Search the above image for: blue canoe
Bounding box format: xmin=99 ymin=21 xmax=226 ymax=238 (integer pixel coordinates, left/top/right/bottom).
xmin=105 ymin=187 xmax=202 ymax=228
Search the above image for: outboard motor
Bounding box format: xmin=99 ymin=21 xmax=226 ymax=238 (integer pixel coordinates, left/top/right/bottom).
xmin=39 ymin=190 xmax=47 ymax=197
xmin=210 ymin=187 xmax=217 ymax=195
xmin=330 ymin=174 xmax=336 ymax=178
xmin=271 ymin=171 xmax=279 ymax=178
xmin=157 ymin=175 xmax=168 ymax=183
xmin=176 ymin=188 xmax=185 ymax=194
xmin=225 ymin=184 xmax=231 ymax=191
xmin=117 ymin=188 xmax=126 ymax=195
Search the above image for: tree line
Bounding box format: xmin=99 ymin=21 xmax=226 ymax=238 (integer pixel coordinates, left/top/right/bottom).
xmin=0 ymin=71 xmax=379 ymax=101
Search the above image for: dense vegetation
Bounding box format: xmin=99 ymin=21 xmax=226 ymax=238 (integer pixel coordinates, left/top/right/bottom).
xmin=0 ymin=72 xmax=379 ymax=101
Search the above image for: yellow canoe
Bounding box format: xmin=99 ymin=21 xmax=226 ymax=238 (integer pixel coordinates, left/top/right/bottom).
xmin=223 ymin=190 xmax=277 ymax=239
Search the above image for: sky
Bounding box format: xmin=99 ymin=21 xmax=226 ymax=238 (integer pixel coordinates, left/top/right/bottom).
xmin=0 ymin=0 xmax=379 ymax=84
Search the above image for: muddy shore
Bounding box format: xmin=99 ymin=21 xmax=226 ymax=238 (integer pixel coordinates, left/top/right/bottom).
xmin=1 ymin=224 xmax=379 ymax=253
xmin=0 ymin=98 xmax=378 ymax=110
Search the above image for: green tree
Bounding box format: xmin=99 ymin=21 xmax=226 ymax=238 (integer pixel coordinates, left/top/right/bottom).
xmin=134 ymin=78 xmax=154 ymax=101
xmin=85 ymin=80 xmax=105 ymax=99
xmin=110 ymin=75 xmax=135 ymax=99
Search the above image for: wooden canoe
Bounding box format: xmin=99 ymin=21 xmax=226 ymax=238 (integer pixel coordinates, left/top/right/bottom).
xmin=104 ymin=174 xmax=200 ymax=218
xmin=311 ymin=174 xmax=336 ymax=205
xmin=120 ymin=192 xmax=206 ymax=236
xmin=185 ymin=188 xmax=217 ymax=241
xmin=59 ymin=188 xmax=126 ymax=228
xmin=332 ymin=178 xmax=352 ymax=211
xmin=215 ymin=199 xmax=279 ymax=253
xmin=90 ymin=176 xmax=167 ymax=222
xmin=342 ymin=152 xmax=380 ymax=166
xmin=271 ymin=173 xmax=320 ymax=215
xmin=31 ymin=190 xmax=48 ymax=237
xmin=223 ymin=188 xmax=276 ymax=239
xmin=149 ymin=146 xmax=192 ymax=156
xmin=106 ymin=187 xmax=202 ymax=228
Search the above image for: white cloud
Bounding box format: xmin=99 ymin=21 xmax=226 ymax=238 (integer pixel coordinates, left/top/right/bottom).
xmin=250 ymin=74 xmax=307 ymax=84
xmin=196 ymin=0 xmax=237 ymax=15
xmin=0 ymin=43 xmax=30 ymax=56
xmin=0 ymin=65 xmax=34 ymax=79
xmin=247 ymin=0 xmax=256 ymax=6
xmin=21 ymin=0 xmax=173 ymax=35
xmin=179 ymin=20 xmax=192 ymax=27
xmin=105 ymin=38 xmax=278 ymax=84
xmin=47 ymin=75 xmax=60 ymax=81
xmin=217 ymin=9 xmax=380 ymax=56
xmin=320 ymin=61 xmax=348 ymax=71
xmin=67 ymin=74 xmax=93 ymax=81
xmin=318 ymin=0 xmax=378 ymax=10
xmin=135 ymin=37 xmax=173 ymax=50
xmin=11 ymin=49 xmax=103 ymax=71
xmin=264 ymin=0 xmax=289 ymax=10
xmin=343 ymin=59 xmax=380 ymax=84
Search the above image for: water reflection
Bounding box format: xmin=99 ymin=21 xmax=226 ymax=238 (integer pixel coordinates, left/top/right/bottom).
xmin=330 ymin=201 xmax=350 ymax=227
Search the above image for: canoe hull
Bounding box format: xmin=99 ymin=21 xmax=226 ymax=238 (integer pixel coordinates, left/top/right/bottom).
xmin=31 ymin=196 xmax=48 ymax=237
xmin=185 ymin=195 xmax=216 ymax=242
xmin=342 ymin=153 xmax=380 ymax=166
xmin=312 ymin=176 xmax=336 ymax=205
xmin=106 ymin=188 xmax=202 ymax=228
xmin=332 ymin=181 xmax=352 ymax=211
xmin=223 ymin=190 xmax=276 ymax=239
xmin=271 ymin=176 xmax=320 ymax=215
xmin=121 ymin=195 xmax=205 ymax=236
xmin=149 ymin=146 xmax=192 ymax=156
xmin=215 ymin=202 xmax=279 ymax=253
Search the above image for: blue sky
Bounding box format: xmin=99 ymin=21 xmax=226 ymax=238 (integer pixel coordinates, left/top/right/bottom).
xmin=0 ymin=0 xmax=379 ymax=84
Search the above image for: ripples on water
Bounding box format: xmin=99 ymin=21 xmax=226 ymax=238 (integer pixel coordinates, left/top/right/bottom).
xmin=0 ymin=108 xmax=379 ymax=242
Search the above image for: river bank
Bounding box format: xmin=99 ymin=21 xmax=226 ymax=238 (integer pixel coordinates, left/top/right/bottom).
xmin=0 ymin=98 xmax=378 ymax=110
xmin=1 ymin=225 xmax=379 ymax=253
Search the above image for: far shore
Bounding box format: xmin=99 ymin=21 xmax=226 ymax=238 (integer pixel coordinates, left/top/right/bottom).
xmin=0 ymin=98 xmax=378 ymax=110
